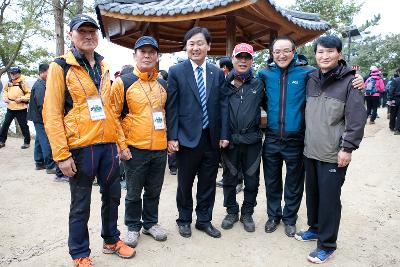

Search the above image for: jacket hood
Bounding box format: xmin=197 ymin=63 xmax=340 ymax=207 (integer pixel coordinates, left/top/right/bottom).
xmin=267 ymin=53 xmax=309 ymax=69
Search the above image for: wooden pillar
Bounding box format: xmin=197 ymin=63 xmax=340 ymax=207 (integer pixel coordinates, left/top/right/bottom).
xmin=149 ymin=23 xmax=160 ymax=70
xmin=226 ymin=15 xmax=236 ymax=56
xmin=269 ymin=29 xmax=278 ymax=58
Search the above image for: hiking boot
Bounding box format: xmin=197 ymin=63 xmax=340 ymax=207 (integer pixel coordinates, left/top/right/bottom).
xmin=73 ymin=257 xmax=93 ymax=267
xmin=20 ymin=143 xmax=30 ymax=149
xmin=307 ymin=247 xmax=335 ymax=264
xmin=394 ymin=131 xmax=400 ymax=135
xmin=125 ymin=230 xmax=140 ymax=247
xmin=169 ymin=169 xmax=177 ymax=175
xmin=103 ymin=240 xmax=136 ymax=258
xmin=35 ymin=165 xmax=45 ymax=170
xmin=0 ymin=142 xmax=4 ymax=148
xmin=54 ymin=175 xmax=69 ymax=183
xmin=265 ymin=219 xmax=280 ymax=233
xmin=142 ymin=224 xmax=167 ymax=241
xmin=240 ymin=214 xmax=255 ymax=232
xmin=46 ymin=168 xmax=57 ymax=174
xmin=295 ymin=230 xmax=319 ymax=242
xmin=221 ymin=213 xmax=239 ymax=229
xmin=216 ymin=178 xmax=224 ymax=187
xmin=369 ymin=120 xmax=375 ymax=125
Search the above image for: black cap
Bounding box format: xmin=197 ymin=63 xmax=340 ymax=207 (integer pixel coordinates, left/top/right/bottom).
xmin=9 ymin=66 xmax=21 ymax=74
xmin=69 ymin=14 xmax=100 ymax=32
xmin=134 ymin=36 xmax=159 ymax=51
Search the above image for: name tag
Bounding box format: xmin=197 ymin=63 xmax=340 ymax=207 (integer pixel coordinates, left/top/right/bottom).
xmin=87 ymin=96 xmax=106 ymax=121
xmin=152 ymin=111 xmax=165 ymax=130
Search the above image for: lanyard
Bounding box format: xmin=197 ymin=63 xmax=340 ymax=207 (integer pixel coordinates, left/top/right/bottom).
xmin=137 ymin=80 xmax=163 ymax=111
xmin=71 ymin=68 xmax=105 ymax=99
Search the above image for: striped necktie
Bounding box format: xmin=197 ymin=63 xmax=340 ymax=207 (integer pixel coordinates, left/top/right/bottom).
xmin=196 ymin=66 xmax=209 ymax=129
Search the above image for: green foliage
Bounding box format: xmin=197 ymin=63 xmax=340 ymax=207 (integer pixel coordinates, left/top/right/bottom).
xmin=352 ymin=34 xmax=400 ymax=76
xmin=293 ymin=0 xmax=362 ymax=32
xmin=0 ymin=0 xmax=53 ymax=76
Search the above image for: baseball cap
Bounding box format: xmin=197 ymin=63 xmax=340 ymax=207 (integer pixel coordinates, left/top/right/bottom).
xmin=134 ymin=36 xmax=159 ymax=51
xmin=9 ymin=66 xmax=21 ymax=74
xmin=69 ymin=14 xmax=100 ymax=32
xmin=233 ymin=43 xmax=254 ymax=58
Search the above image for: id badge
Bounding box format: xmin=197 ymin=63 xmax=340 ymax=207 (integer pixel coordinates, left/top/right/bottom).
xmin=87 ymin=96 xmax=106 ymax=121
xmin=152 ymin=111 xmax=165 ymax=130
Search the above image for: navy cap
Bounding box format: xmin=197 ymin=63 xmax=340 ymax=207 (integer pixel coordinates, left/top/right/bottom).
xmin=134 ymin=36 xmax=159 ymax=51
xmin=9 ymin=66 xmax=21 ymax=74
xmin=69 ymin=14 xmax=100 ymax=32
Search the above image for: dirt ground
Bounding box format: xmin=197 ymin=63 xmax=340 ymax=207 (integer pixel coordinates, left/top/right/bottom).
xmin=0 ymin=108 xmax=399 ymax=267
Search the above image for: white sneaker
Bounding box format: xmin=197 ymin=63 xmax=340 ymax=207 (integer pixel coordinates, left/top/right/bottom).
xmin=142 ymin=224 xmax=167 ymax=241
xmin=125 ymin=230 xmax=140 ymax=247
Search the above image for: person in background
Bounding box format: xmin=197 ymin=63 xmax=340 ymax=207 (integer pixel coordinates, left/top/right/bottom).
xmin=27 ymin=63 xmax=68 ymax=182
xmin=0 ymin=66 xmax=31 ymax=149
xmin=159 ymin=69 xmax=177 ymax=175
xmin=364 ymin=66 xmax=385 ymax=124
xmin=387 ymin=68 xmax=400 ymax=135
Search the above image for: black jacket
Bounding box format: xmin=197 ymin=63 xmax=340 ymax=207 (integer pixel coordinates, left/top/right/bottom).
xmin=225 ymin=72 xmax=265 ymax=145
xmin=27 ymin=78 xmax=46 ymax=123
xmin=388 ymin=77 xmax=400 ymax=101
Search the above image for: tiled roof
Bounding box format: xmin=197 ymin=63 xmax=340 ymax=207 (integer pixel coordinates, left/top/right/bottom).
xmin=96 ymin=0 xmax=330 ymax=31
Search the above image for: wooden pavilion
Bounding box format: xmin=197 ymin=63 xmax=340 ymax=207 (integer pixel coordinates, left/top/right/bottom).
xmin=95 ymin=0 xmax=330 ymax=55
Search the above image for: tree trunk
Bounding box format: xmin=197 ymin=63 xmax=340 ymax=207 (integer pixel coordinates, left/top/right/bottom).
xmin=76 ymin=0 xmax=83 ymax=14
xmin=52 ymin=0 xmax=64 ymax=56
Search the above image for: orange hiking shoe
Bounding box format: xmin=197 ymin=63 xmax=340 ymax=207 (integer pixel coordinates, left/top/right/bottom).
xmin=103 ymin=240 xmax=136 ymax=258
xmin=73 ymin=257 xmax=93 ymax=267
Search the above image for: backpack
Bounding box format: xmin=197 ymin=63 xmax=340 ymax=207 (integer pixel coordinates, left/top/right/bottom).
xmin=365 ymin=78 xmax=377 ymax=96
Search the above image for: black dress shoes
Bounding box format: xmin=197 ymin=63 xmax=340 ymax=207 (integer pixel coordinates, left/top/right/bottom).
xmin=195 ymin=224 xmax=221 ymax=238
xmin=178 ymin=224 xmax=192 ymax=238
xmin=284 ymin=224 xmax=296 ymax=237
xmin=265 ymin=219 xmax=280 ymax=233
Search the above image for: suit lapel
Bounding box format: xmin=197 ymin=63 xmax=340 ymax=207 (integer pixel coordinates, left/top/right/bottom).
xmin=184 ymin=60 xmax=201 ymax=104
xmin=206 ymin=63 xmax=215 ymax=101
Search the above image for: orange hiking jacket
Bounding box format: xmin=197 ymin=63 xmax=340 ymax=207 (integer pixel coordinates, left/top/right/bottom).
xmin=3 ymin=75 xmax=31 ymax=110
xmin=111 ymin=66 xmax=167 ymax=151
xmin=43 ymin=50 xmax=120 ymax=162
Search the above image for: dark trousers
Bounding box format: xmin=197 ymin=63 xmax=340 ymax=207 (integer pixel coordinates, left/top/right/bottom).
xmin=304 ymin=157 xmax=347 ymax=251
xmin=222 ymin=142 xmax=261 ymax=215
xmin=168 ymin=152 xmax=177 ymax=171
xmin=68 ymin=143 xmax=121 ymax=260
xmin=365 ymin=96 xmax=380 ymax=121
xmin=33 ymin=123 xmax=56 ymax=170
xmin=262 ymin=138 xmax=305 ymax=225
xmin=0 ymin=108 xmax=30 ymax=144
xmin=176 ymin=129 xmax=219 ymax=227
xmin=124 ymin=147 xmax=167 ymax=231
xmin=389 ymin=104 xmax=400 ymax=131
xmin=380 ymin=91 xmax=387 ymax=107
xmin=221 ymin=155 xmax=244 ymax=185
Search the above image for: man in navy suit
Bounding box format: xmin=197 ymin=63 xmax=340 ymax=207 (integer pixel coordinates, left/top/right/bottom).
xmin=166 ymin=27 xmax=229 ymax=238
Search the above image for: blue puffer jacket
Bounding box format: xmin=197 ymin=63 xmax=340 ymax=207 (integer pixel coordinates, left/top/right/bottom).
xmin=257 ymin=54 xmax=315 ymax=140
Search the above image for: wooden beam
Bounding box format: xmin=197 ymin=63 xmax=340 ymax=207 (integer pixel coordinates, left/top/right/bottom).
xmin=226 ymin=15 xmax=236 ymax=56
xmin=141 ymin=22 xmax=150 ymax=35
xmin=99 ymin=0 xmax=255 ymax=22
xmin=233 ymin=9 xmax=281 ymax=30
xmin=249 ymin=28 xmax=271 ymax=41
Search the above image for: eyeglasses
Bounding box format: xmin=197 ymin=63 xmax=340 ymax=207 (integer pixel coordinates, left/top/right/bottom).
xmin=272 ymin=49 xmax=293 ymax=56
